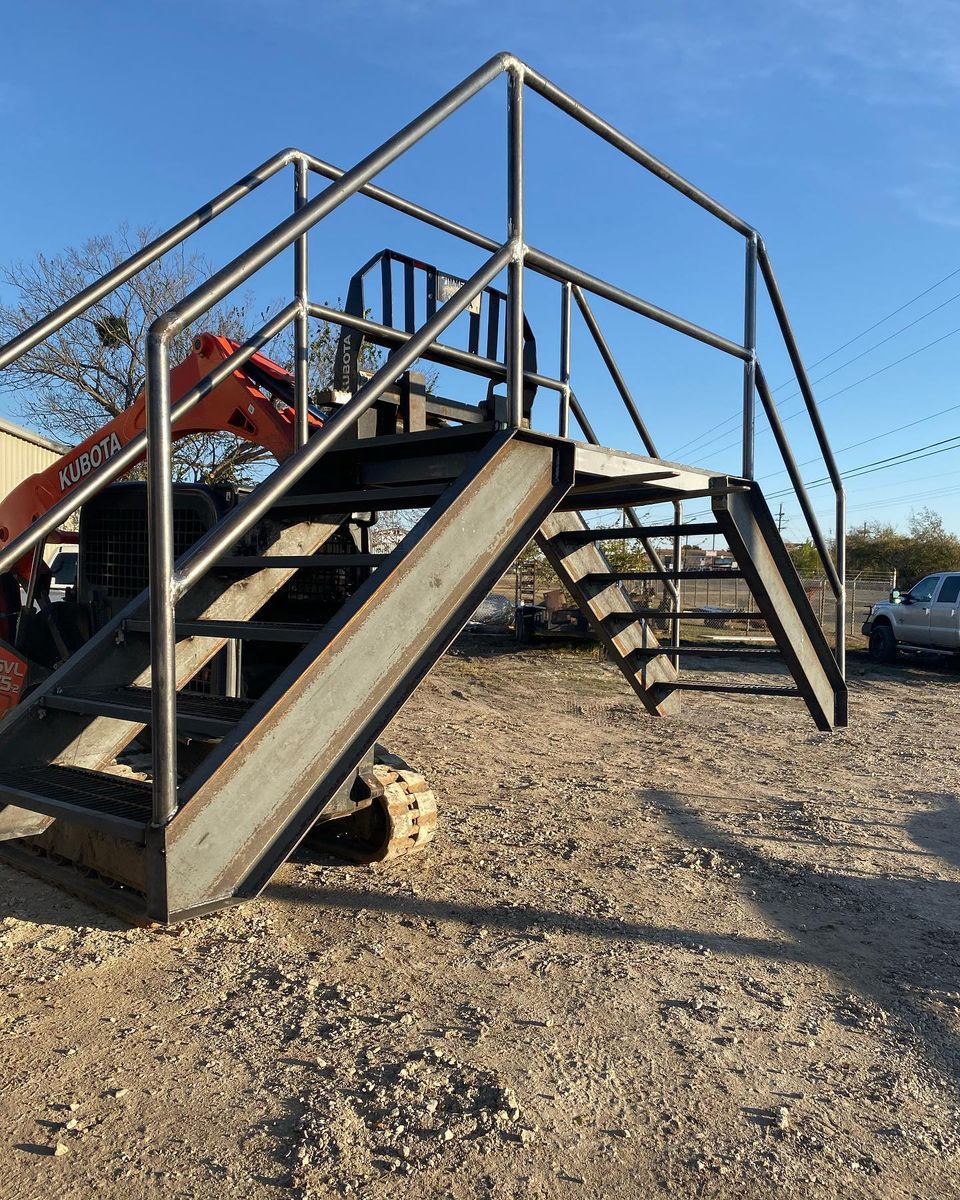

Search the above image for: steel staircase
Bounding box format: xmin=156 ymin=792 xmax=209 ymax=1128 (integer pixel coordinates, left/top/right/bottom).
xmin=0 ymin=52 xmax=848 ymax=922
xmin=538 ymin=476 xmax=846 ymax=731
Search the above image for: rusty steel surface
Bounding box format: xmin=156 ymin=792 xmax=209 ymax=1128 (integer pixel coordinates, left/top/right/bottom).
xmin=711 ymin=484 xmax=846 ymax=731
xmin=159 ymin=433 xmax=574 ymax=920
xmin=537 ymin=511 xmax=681 ymax=718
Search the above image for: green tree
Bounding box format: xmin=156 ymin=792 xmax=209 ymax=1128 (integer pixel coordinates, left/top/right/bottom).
xmin=900 ymin=508 xmax=960 ymax=582
xmin=789 ymin=540 xmax=821 ymax=575
xmin=840 ymin=509 xmax=960 ymax=586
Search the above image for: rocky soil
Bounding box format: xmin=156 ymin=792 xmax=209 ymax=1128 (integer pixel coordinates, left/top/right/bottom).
xmin=2 ymin=638 xmax=960 ymax=1199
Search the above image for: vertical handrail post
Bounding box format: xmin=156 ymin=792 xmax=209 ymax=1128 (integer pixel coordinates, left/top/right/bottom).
xmin=835 ymin=489 xmax=846 ymax=677
xmin=742 ymin=233 xmax=758 ymax=479
xmin=506 ymin=64 xmax=525 ymax=428
xmin=293 ymin=156 xmax=310 ymax=449
xmin=145 ymin=325 xmax=178 ymax=825
xmin=559 ymin=281 xmax=571 ymax=436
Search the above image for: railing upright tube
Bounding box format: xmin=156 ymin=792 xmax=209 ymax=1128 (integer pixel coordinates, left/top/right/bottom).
xmin=756 ymin=239 xmax=845 ymax=669
xmin=507 ymin=65 xmax=525 ymax=428
xmin=742 ymin=233 xmax=758 ymax=479
xmin=144 ymin=333 xmax=178 ymax=826
xmin=835 ymin=490 xmax=846 ymax=677
xmin=559 ymin=282 xmax=571 ymax=437
xmin=171 ymin=243 xmax=514 ymax=596
xmin=293 ymin=157 xmax=310 ymax=449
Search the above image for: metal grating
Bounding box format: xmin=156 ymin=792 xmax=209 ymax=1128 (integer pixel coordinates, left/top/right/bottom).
xmin=55 ymin=685 xmax=253 ymax=722
xmin=84 ymin=507 xmax=207 ymax=600
xmin=0 ymin=764 xmax=153 ymax=822
xmin=280 ymin=529 xmax=366 ymax=616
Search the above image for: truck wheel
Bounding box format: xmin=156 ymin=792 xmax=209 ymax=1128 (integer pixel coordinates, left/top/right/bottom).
xmin=868 ymin=623 xmax=898 ymax=663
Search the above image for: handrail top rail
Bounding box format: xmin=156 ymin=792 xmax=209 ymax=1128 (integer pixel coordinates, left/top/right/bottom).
xmin=0 ymin=50 xmax=840 ymax=605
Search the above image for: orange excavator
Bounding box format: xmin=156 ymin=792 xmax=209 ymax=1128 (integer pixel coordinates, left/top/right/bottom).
xmin=0 ymin=332 xmax=321 ymax=710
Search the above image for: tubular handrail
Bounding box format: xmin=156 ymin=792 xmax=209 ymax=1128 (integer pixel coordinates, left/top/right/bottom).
xmin=570 ymin=286 xmax=682 ymax=621
xmin=171 ymin=246 xmax=513 ymax=597
xmin=145 ymin=55 xmax=511 ymax=348
xmin=525 ymin=247 xmax=751 ymax=361
xmin=148 ymin=245 xmax=513 ymax=823
xmin=0 ymin=50 xmax=847 ymax=823
xmin=0 ymin=148 xmax=303 ymax=371
xmin=289 ymin=147 xmax=844 ymax=637
xmin=0 ymin=302 xmax=301 ymax=577
xmin=755 ymin=363 xmax=841 ymax=595
xmin=307 ymin=302 xmax=562 ymax=393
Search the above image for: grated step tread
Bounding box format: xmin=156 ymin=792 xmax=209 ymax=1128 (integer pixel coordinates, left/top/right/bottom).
xmin=663 ymin=681 xmax=801 ymax=696
xmin=43 ymin=686 xmax=253 ymax=736
xmin=0 ymin=763 xmax=152 ymax=824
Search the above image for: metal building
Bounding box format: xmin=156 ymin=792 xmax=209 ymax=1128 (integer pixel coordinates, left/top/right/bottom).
xmin=0 ymin=414 xmax=68 ymax=495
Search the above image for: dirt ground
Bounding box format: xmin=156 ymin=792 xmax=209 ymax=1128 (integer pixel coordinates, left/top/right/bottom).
xmin=2 ymin=638 xmax=960 ymax=1200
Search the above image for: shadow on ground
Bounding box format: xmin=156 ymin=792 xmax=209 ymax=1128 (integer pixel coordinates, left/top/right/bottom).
xmin=272 ymin=784 xmax=960 ymax=1096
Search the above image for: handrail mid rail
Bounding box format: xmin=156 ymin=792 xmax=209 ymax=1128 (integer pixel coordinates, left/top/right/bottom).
xmin=0 ymin=50 xmax=846 ymax=825
xmin=144 ymin=55 xmax=516 ymax=823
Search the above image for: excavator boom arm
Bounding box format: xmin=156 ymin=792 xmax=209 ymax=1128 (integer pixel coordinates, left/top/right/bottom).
xmin=0 ymin=333 xmax=319 ymax=581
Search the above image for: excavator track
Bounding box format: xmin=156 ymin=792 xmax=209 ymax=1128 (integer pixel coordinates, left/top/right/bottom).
xmin=310 ymin=762 xmax=438 ymax=864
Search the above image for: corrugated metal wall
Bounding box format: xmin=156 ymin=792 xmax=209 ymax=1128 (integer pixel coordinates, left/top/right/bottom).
xmin=0 ymin=429 xmax=64 ymax=496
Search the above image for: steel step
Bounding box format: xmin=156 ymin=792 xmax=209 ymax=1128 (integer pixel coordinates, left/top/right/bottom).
xmin=659 ymin=681 xmax=801 ymax=697
xmin=214 ymin=554 xmax=385 ymax=570
xmin=271 ymin=482 xmax=447 ymax=510
xmin=589 ymin=569 xmax=746 ymax=581
xmin=0 ymin=763 xmax=152 ymax=840
xmin=555 ymin=522 xmax=721 ymax=543
xmin=122 ymin=618 xmax=326 ymax=644
xmin=601 ymin=609 xmax=766 ymax=622
xmin=628 ymin=644 xmax=781 ymax=658
xmin=42 ymin=686 xmax=252 ymax=737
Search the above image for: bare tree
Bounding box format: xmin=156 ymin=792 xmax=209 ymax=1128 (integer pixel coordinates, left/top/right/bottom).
xmin=0 ymin=227 xmax=272 ymax=485
xmin=1 ymin=225 xmax=437 ymax=491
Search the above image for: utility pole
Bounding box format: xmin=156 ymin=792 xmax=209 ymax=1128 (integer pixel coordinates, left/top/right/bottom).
xmin=776 ymin=503 xmax=785 ymax=533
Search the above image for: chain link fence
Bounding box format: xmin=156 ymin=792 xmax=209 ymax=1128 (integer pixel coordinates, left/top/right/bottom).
xmin=495 ymin=563 xmax=896 ymax=646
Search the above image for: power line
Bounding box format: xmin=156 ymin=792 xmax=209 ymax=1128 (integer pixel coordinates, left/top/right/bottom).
xmin=770 ymin=262 xmax=960 ymax=388
xmin=759 ymin=400 xmax=960 ymax=483
xmin=766 ymin=433 xmax=960 ymax=500
xmin=680 ymin=435 xmax=960 ymax=530
xmin=689 ymin=320 xmax=960 ymax=465
xmin=776 ymin=286 xmax=960 ymax=401
xmin=668 ymin=263 xmax=960 ymax=459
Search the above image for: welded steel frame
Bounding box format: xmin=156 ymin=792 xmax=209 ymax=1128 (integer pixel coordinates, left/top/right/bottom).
xmin=0 ymin=51 xmax=846 ymax=828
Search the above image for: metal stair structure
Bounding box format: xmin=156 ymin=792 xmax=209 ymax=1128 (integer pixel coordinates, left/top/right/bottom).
xmin=0 ymin=53 xmax=848 ymax=922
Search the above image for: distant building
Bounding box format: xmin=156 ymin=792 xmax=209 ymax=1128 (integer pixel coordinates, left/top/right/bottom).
xmin=0 ymin=414 xmax=68 ymax=497
xmin=658 ymin=544 xmax=737 ymax=571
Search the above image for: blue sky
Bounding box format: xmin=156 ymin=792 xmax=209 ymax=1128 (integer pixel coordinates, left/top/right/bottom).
xmin=1 ymin=0 xmax=959 ymax=542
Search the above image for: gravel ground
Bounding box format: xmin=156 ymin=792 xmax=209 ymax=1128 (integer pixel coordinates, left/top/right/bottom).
xmin=1 ymin=638 xmax=959 ymax=1199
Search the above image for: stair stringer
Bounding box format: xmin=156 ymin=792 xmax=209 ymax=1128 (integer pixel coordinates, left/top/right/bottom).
xmin=157 ymin=432 xmax=576 ymax=922
xmin=0 ymin=515 xmax=351 ymax=782
xmin=711 ymin=481 xmax=847 ymax=730
xmin=536 ymin=511 xmax=681 ymax=716
xmin=0 ymin=515 xmax=351 ymax=878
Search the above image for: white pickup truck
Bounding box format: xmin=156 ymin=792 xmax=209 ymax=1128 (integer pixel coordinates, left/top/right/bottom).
xmin=862 ymin=571 xmax=960 ymax=662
